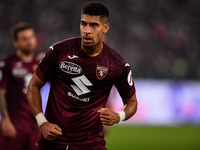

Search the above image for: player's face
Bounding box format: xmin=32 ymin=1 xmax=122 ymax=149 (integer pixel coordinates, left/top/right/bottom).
xmin=14 ymin=29 xmax=37 ymax=55
xmin=80 ymin=14 xmax=110 ymax=49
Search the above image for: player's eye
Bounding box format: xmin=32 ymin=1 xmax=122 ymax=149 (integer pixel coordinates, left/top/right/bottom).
xmin=90 ymin=23 xmax=98 ymax=28
xmin=81 ymin=21 xmax=87 ymax=26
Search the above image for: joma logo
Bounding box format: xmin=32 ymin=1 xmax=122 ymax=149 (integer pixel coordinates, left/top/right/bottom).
xmin=59 ymin=61 xmax=82 ymax=74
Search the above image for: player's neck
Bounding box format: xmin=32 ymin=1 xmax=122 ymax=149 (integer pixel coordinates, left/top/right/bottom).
xmin=81 ymin=42 xmax=103 ymax=57
xmin=16 ymin=50 xmax=33 ymax=63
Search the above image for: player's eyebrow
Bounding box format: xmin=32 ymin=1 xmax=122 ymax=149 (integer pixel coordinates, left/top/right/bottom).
xmin=80 ymin=20 xmax=86 ymax=24
xmin=80 ymin=20 xmax=99 ymax=26
xmin=89 ymin=22 xmax=99 ymax=26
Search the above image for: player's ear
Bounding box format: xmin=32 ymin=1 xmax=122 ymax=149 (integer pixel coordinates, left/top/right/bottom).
xmin=13 ymin=40 xmax=18 ymax=49
xmin=103 ymin=23 xmax=110 ymax=34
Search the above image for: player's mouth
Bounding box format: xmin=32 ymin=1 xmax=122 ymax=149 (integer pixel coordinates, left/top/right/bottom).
xmin=83 ymin=36 xmax=92 ymax=43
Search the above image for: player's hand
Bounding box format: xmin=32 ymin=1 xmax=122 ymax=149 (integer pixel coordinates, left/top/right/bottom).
xmin=40 ymin=122 xmax=62 ymax=141
xmin=97 ymin=107 xmax=120 ymax=126
xmin=1 ymin=118 xmax=17 ymax=139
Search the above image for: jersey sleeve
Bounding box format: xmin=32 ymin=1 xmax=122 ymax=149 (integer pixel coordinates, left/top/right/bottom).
xmin=35 ymin=46 xmax=56 ymax=82
xmin=114 ymin=63 xmax=135 ymax=99
xmin=0 ymin=59 xmax=9 ymax=90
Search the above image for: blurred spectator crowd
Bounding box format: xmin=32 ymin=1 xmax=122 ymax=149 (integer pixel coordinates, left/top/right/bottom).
xmin=0 ymin=0 xmax=199 ymax=79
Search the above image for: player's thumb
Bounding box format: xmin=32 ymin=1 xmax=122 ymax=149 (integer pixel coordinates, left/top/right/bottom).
xmin=97 ymin=107 xmax=104 ymax=113
xmin=54 ymin=125 xmax=62 ymax=135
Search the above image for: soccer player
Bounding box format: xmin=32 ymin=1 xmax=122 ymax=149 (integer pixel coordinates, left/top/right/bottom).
xmin=27 ymin=1 xmax=138 ymax=150
xmin=0 ymin=23 xmax=40 ymax=150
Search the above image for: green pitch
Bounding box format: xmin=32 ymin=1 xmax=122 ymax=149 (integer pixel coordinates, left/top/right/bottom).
xmin=105 ymin=125 xmax=200 ymax=150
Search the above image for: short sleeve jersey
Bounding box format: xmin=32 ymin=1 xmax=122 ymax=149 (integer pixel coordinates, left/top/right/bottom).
xmin=0 ymin=53 xmax=39 ymax=132
xmin=36 ymin=37 xmax=135 ymax=147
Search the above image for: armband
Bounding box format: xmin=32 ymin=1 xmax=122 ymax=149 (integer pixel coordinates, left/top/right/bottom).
xmin=117 ymin=104 xmax=127 ymax=123
xmin=35 ymin=112 xmax=48 ymax=127
xmin=117 ymin=111 xmax=126 ymax=123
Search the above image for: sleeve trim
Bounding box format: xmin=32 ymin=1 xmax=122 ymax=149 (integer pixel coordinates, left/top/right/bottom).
xmin=35 ymin=70 xmax=48 ymax=82
xmin=121 ymin=89 xmax=136 ymax=99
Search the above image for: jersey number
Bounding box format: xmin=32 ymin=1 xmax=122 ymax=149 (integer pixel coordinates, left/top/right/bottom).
xmin=70 ymin=75 xmax=93 ymax=96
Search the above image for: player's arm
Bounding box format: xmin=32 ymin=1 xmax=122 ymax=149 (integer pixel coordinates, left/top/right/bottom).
xmin=27 ymin=73 xmax=62 ymax=141
xmin=121 ymin=93 xmax=137 ymax=121
xmin=0 ymin=61 xmax=17 ymax=139
xmin=0 ymin=88 xmax=17 ymax=138
xmin=98 ymin=62 xmax=137 ymax=125
xmin=98 ymin=94 xmax=137 ymax=125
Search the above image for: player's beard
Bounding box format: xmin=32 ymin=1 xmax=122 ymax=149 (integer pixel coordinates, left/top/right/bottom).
xmin=18 ymin=43 xmax=35 ymax=55
xmin=83 ymin=44 xmax=94 ymax=49
xmin=20 ymin=47 xmax=34 ymax=55
xmin=83 ymin=40 xmax=100 ymax=50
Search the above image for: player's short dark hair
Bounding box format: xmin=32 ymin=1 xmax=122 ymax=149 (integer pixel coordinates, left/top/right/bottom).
xmin=82 ymin=1 xmax=109 ymax=22
xmin=11 ymin=22 xmax=34 ymax=41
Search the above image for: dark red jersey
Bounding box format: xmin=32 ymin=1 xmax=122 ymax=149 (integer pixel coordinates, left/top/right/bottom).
xmin=35 ymin=37 xmax=135 ymax=148
xmin=0 ymin=53 xmax=39 ymax=133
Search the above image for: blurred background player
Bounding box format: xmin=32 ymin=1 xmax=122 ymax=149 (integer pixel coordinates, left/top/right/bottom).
xmin=0 ymin=22 xmax=40 ymax=150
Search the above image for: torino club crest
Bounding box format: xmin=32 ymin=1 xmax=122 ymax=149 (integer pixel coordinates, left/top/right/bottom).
xmin=96 ymin=65 xmax=109 ymax=80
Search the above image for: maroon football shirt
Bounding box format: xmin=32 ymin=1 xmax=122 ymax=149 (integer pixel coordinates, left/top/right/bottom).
xmin=35 ymin=37 xmax=135 ymax=148
xmin=0 ymin=53 xmax=39 ymax=133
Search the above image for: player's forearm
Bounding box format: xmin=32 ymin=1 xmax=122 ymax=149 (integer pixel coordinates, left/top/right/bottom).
xmin=123 ymin=100 xmax=137 ymax=121
xmin=123 ymin=94 xmax=138 ymax=121
xmin=0 ymin=89 xmax=10 ymax=120
xmin=27 ymin=84 xmax=43 ymax=117
xmin=98 ymin=96 xmax=137 ymax=125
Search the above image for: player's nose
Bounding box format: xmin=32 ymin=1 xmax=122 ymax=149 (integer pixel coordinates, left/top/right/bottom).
xmin=84 ymin=25 xmax=91 ymax=34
